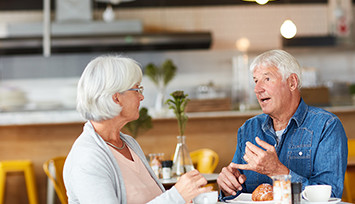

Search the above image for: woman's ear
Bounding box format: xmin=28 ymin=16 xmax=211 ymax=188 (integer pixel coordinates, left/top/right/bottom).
xmin=288 ymin=73 xmax=299 ymax=91
xmin=112 ymin=93 xmax=120 ymax=104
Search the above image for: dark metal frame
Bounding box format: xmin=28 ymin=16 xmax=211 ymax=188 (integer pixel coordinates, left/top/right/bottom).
xmin=0 ymin=0 xmax=333 ymax=11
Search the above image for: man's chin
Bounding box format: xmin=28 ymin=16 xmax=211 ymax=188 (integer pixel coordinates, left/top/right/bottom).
xmin=260 ymin=106 xmax=270 ymax=114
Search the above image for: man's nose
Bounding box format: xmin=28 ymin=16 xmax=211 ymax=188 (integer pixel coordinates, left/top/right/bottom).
xmin=254 ymin=82 xmax=263 ymax=93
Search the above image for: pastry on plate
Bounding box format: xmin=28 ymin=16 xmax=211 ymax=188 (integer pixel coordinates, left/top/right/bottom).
xmin=252 ymin=183 xmax=273 ymax=201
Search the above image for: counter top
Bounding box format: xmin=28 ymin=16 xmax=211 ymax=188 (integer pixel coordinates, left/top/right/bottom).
xmin=1 ymin=105 xmax=355 ymax=126
xmin=0 ymin=109 xmax=85 ymax=126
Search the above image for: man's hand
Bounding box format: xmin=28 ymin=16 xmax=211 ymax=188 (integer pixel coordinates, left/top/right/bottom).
xmin=235 ymin=137 xmax=289 ymax=177
xmin=217 ymin=162 xmax=246 ymax=196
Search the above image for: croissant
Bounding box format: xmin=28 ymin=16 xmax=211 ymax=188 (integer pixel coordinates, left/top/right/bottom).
xmin=252 ymin=183 xmax=273 ymax=201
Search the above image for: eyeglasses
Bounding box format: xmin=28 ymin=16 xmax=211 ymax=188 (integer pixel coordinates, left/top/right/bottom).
xmin=127 ymin=85 xmax=144 ymax=94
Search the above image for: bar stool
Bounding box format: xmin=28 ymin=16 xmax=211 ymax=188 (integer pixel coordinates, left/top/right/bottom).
xmin=0 ymin=160 xmax=38 ymax=204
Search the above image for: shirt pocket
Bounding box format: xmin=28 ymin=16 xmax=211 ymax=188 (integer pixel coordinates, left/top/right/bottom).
xmin=287 ymin=128 xmax=312 ymax=177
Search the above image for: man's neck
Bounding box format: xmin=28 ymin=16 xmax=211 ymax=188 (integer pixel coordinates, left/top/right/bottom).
xmin=271 ymin=96 xmax=301 ymax=131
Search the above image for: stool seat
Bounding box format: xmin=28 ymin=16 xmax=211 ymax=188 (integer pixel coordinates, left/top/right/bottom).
xmin=0 ymin=160 xmax=38 ymax=204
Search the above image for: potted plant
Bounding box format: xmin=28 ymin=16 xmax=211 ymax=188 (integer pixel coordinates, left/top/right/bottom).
xmin=166 ymin=90 xmax=194 ymax=176
xmin=145 ymin=59 xmax=177 ymax=115
xmin=349 ymin=83 xmax=355 ymax=105
xmin=123 ymin=107 xmax=153 ymax=138
xmin=166 ymin=90 xmax=189 ymax=136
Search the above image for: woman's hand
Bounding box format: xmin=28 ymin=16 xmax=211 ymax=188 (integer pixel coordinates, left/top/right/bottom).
xmin=174 ymin=169 xmax=212 ymax=202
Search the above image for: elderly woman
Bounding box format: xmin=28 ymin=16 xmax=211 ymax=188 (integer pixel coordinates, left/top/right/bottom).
xmin=63 ymin=56 xmax=211 ymax=204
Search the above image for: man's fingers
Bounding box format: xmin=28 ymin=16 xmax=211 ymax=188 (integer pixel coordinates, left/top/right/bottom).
xmin=217 ymin=165 xmax=244 ymax=194
xmin=233 ymin=163 xmax=251 ymax=171
xmin=255 ymin=137 xmax=275 ymax=151
xmin=229 ymin=162 xmax=242 ymax=170
xmin=217 ymin=173 xmax=239 ymax=195
xmin=217 ymin=180 xmax=237 ymax=196
xmin=245 ymin=141 xmax=264 ymax=157
xmin=244 ymin=144 xmax=259 ymax=163
xmin=238 ymin=174 xmax=246 ymax=185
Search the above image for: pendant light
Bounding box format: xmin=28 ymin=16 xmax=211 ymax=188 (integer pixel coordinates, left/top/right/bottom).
xmin=280 ymin=0 xmax=297 ymax=39
xmin=242 ymin=0 xmax=274 ymax=5
xmin=280 ymin=19 xmax=297 ymax=39
xmin=95 ymin=0 xmax=135 ymax=22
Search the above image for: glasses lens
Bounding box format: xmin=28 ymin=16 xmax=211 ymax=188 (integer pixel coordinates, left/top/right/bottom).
xmin=139 ymin=86 xmax=144 ymax=94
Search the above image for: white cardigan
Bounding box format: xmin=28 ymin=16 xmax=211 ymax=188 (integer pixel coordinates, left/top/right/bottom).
xmin=63 ymin=121 xmax=185 ymax=204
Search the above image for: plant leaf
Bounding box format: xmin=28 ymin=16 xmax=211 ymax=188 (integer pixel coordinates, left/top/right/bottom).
xmin=123 ymin=107 xmax=153 ymax=138
xmin=162 ymin=59 xmax=177 ymax=86
xmin=144 ymin=63 xmax=160 ymax=86
xmin=166 ymin=90 xmax=189 ymax=136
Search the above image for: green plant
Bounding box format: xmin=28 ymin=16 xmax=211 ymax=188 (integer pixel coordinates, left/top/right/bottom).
xmin=123 ymin=107 xmax=153 ymax=138
xmin=166 ymin=91 xmax=190 ymax=136
xmin=145 ymin=59 xmax=177 ymax=87
xmin=350 ymin=84 xmax=355 ymax=95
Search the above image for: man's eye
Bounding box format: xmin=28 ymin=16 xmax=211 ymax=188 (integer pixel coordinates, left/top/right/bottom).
xmin=254 ymin=80 xmax=258 ymax=84
xmin=265 ymin=77 xmax=270 ymax=81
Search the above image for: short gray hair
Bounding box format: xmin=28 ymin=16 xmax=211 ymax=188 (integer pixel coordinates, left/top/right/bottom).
xmin=77 ymin=55 xmax=142 ymax=122
xmin=250 ymin=49 xmax=302 ymax=89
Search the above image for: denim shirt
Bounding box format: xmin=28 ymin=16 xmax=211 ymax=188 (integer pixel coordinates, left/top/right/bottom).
xmin=221 ymin=99 xmax=348 ymax=201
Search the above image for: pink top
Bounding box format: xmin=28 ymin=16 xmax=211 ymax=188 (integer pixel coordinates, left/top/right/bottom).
xmin=108 ymin=145 xmax=163 ymax=204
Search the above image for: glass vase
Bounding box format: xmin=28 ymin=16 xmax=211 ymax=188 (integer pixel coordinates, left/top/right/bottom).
xmin=154 ymin=85 xmax=166 ymax=112
xmin=172 ymin=136 xmax=194 ymax=177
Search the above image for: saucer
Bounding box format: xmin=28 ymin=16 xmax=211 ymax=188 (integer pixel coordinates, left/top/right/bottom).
xmin=302 ymin=198 xmax=341 ymax=203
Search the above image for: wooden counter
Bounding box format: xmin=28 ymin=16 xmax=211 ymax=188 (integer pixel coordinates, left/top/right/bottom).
xmin=0 ymin=107 xmax=354 ymax=204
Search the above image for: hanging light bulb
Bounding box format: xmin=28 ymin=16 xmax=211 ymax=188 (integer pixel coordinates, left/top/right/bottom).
xmin=242 ymin=0 xmax=273 ymax=5
xmin=255 ymin=0 xmax=269 ymax=5
xmin=280 ymin=19 xmax=297 ymax=39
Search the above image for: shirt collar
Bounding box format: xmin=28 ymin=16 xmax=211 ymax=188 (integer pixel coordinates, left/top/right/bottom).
xmin=262 ymin=98 xmax=307 ymax=130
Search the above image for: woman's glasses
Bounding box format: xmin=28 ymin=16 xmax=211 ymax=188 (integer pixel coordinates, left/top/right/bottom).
xmin=127 ymin=85 xmax=144 ymax=94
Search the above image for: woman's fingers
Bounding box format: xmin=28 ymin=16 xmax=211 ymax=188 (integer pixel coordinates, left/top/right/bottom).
xmin=174 ymin=170 xmax=211 ymax=202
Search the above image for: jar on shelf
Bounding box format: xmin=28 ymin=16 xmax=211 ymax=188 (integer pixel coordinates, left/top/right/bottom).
xmin=149 ymin=153 xmax=164 ymax=178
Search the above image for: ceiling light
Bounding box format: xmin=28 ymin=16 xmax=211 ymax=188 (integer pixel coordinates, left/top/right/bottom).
xmin=236 ymin=37 xmax=250 ymax=52
xmin=242 ymin=0 xmax=274 ymax=5
xmin=280 ymin=19 xmax=297 ymax=39
xmin=95 ymin=0 xmax=135 ymax=22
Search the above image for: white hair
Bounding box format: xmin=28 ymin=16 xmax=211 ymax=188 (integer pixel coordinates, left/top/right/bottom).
xmin=250 ymin=49 xmax=302 ymax=89
xmin=77 ymin=55 xmax=142 ymax=122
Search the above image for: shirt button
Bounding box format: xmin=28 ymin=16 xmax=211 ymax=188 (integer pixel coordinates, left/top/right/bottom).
xmin=299 ymin=151 xmax=303 ymax=156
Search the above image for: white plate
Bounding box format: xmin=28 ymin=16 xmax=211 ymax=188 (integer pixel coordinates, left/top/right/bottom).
xmin=227 ymin=193 xmax=274 ymax=203
xmin=302 ymin=198 xmax=341 ymax=204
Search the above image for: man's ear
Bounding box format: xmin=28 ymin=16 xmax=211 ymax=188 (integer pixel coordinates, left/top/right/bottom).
xmin=288 ymin=73 xmax=299 ymax=91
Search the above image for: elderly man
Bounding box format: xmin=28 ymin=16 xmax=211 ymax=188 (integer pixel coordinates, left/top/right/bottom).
xmin=217 ymin=50 xmax=348 ymax=201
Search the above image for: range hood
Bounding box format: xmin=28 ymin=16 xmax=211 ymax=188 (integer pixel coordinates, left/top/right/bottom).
xmin=0 ymin=0 xmax=212 ymax=55
xmin=0 ymin=31 xmax=212 ymax=55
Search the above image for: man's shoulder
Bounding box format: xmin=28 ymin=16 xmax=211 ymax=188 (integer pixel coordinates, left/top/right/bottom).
xmin=306 ymin=105 xmax=338 ymax=120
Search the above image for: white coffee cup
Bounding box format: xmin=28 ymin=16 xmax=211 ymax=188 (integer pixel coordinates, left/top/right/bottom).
xmin=302 ymin=185 xmax=332 ymax=202
xmin=193 ymin=191 xmax=218 ymax=204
